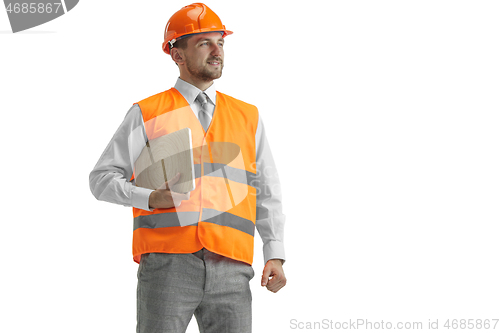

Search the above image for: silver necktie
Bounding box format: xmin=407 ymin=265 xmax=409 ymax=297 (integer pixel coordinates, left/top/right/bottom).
xmin=196 ymin=92 xmax=210 ymax=131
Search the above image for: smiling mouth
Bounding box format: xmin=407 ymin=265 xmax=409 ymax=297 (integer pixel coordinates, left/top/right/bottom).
xmin=208 ymin=60 xmax=222 ymax=66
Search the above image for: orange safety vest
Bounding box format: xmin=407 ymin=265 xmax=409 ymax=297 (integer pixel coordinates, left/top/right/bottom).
xmin=131 ymin=88 xmax=258 ymax=265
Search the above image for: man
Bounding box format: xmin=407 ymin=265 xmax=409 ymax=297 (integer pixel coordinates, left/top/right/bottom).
xmin=89 ymin=3 xmax=286 ymax=332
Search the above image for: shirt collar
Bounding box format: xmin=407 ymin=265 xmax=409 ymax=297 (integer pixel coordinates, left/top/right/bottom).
xmin=174 ymin=77 xmax=217 ymax=105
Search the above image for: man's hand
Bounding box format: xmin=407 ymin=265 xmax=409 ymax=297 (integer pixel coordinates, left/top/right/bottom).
xmin=261 ymin=259 xmax=286 ymax=293
xmin=148 ymin=173 xmax=190 ymax=209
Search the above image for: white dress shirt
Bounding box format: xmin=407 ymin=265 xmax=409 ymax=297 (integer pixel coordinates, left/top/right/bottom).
xmin=89 ymin=78 xmax=286 ymax=264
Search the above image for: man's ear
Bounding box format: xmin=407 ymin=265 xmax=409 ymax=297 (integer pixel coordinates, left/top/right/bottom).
xmin=171 ymin=48 xmax=185 ymax=66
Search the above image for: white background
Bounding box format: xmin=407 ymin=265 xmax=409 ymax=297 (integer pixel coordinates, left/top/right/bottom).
xmin=1 ymin=0 xmax=499 ymax=332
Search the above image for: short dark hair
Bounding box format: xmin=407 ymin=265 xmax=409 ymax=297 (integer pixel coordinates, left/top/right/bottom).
xmin=170 ymin=35 xmax=192 ymax=53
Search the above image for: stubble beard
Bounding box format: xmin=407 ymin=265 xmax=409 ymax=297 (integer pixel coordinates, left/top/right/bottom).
xmin=186 ymin=57 xmax=223 ymax=82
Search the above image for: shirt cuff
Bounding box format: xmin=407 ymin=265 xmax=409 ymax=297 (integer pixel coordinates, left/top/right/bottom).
xmin=263 ymin=240 xmax=286 ymax=264
xmin=131 ymin=186 xmax=155 ymax=211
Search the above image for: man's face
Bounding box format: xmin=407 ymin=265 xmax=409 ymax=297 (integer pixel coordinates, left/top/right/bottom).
xmin=183 ymin=32 xmax=225 ymax=82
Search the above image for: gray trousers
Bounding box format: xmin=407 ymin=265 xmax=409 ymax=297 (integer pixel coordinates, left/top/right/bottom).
xmin=136 ymin=248 xmax=254 ymax=333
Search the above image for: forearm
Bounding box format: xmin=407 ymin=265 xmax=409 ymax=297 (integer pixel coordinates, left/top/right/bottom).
xmin=89 ymin=169 xmax=153 ymax=210
xmin=256 ymin=215 xmax=286 ymax=264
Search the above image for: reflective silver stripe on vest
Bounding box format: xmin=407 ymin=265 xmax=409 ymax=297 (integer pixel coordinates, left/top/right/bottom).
xmin=193 ymin=163 xmax=257 ymax=187
xmin=201 ymin=208 xmax=255 ymax=237
xmin=134 ymin=209 xmax=255 ymax=237
xmin=133 ymin=212 xmax=199 ymax=231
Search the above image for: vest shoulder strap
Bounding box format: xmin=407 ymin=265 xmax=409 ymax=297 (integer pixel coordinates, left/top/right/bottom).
xmin=135 ymin=88 xmax=188 ymax=123
xmin=216 ymin=91 xmax=259 ymax=115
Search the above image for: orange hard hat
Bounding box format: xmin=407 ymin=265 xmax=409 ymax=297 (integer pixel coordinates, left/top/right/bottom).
xmin=162 ymin=3 xmax=233 ymax=55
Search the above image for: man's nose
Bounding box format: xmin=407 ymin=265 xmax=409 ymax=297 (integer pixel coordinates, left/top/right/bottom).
xmin=211 ymin=44 xmax=222 ymax=57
